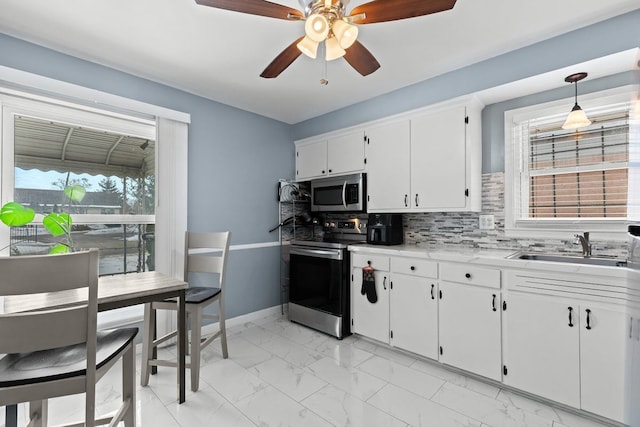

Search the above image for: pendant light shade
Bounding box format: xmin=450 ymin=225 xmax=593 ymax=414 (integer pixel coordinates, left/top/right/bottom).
xmin=325 ymin=36 xmax=346 ymax=61
xmin=562 ymin=72 xmax=591 ymax=130
xmin=305 ymin=13 xmax=329 ymax=42
xmin=332 ymin=20 xmax=358 ymax=49
xmin=297 ymin=36 xmax=319 ymax=59
xmin=562 ymin=104 xmax=592 ymax=130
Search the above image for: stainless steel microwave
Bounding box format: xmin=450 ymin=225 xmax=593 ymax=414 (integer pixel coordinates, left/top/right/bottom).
xmin=310 ymin=173 xmax=366 ymax=212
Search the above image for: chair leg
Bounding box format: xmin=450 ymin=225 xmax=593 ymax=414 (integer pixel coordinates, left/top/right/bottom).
xmin=29 ymin=400 xmax=47 ymax=427
xmin=122 ymin=343 xmax=136 ymax=427
xmin=219 ymin=298 xmax=229 ymax=359
xmin=140 ymin=303 xmax=155 ymax=386
xmin=190 ymin=305 xmax=202 ymax=392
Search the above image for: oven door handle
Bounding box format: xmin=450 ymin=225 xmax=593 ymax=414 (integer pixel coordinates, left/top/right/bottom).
xmin=342 ymin=180 xmax=348 ymax=209
xmin=290 ymin=247 xmax=343 ymax=260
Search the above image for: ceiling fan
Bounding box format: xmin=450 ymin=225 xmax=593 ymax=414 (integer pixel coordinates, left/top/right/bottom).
xmin=194 ymin=0 xmax=457 ymax=78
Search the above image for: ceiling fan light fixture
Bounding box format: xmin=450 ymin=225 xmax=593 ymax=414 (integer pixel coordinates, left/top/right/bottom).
xmin=297 ymin=35 xmax=319 ymax=58
xmin=561 ymin=72 xmax=591 ymax=130
xmin=332 ymin=19 xmax=358 ymax=48
xmin=325 ymin=36 xmax=346 ymax=61
xmin=305 ymin=13 xmax=330 ymax=42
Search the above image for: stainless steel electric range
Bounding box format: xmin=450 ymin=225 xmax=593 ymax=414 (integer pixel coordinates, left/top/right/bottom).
xmin=288 ymin=218 xmax=367 ymax=339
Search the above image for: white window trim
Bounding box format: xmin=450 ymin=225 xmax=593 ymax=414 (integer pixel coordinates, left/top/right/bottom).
xmin=504 ymin=85 xmax=635 ymax=242
xmin=0 ymin=68 xmax=189 ymax=328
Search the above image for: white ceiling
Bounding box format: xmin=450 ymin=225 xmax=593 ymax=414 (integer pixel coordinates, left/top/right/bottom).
xmin=0 ymin=0 xmax=638 ymax=124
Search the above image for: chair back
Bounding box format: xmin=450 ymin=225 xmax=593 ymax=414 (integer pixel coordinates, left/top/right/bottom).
xmin=184 ymin=231 xmax=231 ymax=290
xmin=0 ymin=249 xmax=100 ymax=356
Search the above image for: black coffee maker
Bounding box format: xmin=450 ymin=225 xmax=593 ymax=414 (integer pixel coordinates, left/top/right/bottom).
xmin=367 ymin=214 xmax=403 ymax=245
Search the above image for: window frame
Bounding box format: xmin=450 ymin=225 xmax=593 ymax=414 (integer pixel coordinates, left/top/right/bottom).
xmin=504 ymin=85 xmax=634 ymax=241
xmin=0 ymin=70 xmax=189 ymax=328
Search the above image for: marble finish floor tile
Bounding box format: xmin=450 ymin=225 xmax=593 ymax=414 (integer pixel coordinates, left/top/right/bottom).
xmin=305 ymin=356 xmax=387 ymax=401
xmin=432 ymin=382 xmax=553 ymax=427
xmin=357 ymin=355 xmax=445 ymax=399
xmin=249 ymin=357 xmax=327 ymax=401
xmin=235 ymin=385 xmax=333 ymax=427
xmin=10 ymin=314 xmax=615 ymax=427
xmin=367 ymin=383 xmax=483 ymax=427
xmin=410 ymin=358 xmax=501 ymax=399
xmin=302 ymin=384 xmax=409 ymax=427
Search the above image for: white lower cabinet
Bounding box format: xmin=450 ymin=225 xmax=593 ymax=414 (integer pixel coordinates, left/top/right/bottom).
xmin=389 ymin=258 xmax=438 ymax=359
xmin=351 ymin=254 xmax=390 ymax=344
xmin=502 ymin=292 xmax=581 ymax=408
xmin=503 ymin=291 xmax=632 ymax=424
xmin=438 ymin=280 xmax=502 ymax=381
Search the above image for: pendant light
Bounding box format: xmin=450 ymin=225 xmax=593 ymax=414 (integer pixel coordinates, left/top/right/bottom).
xmin=562 ymin=72 xmax=592 ymax=130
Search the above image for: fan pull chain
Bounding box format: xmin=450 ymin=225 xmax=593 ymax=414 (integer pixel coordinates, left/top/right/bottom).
xmin=320 ymin=58 xmax=328 ymax=85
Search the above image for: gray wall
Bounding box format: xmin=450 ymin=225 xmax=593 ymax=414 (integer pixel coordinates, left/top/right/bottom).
xmin=291 ymin=9 xmax=640 ymax=174
xmin=0 ymin=32 xmax=291 ymax=318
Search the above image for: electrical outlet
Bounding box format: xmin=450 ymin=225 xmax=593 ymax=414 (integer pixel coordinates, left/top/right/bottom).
xmin=479 ymin=214 xmax=495 ymax=230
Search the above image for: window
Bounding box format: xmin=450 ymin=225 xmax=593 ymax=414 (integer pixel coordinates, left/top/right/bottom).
xmin=2 ymin=95 xmax=156 ymax=275
xmin=505 ymin=87 xmax=635 ymax=239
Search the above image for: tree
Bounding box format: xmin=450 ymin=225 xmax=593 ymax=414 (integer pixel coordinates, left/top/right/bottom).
xmin=98 ymin=176 xmax=124 ymax=208
xmin=52 ymin=176 xmax=92 ymax=191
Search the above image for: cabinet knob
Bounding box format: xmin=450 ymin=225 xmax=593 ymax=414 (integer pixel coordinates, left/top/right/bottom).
xmin=410 ymin=266 xmax=415 ymax=271
xmin=465 ymin=273 xmax=471 ymax=279
xmin=328 ymin=169 xmax=332 ymax=173
xmin=322 ymin=170 xmax=326 ymax=174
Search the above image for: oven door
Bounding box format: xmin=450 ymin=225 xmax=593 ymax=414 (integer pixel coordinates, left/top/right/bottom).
xmin=289 ymin=246 xmax=346 ymax=315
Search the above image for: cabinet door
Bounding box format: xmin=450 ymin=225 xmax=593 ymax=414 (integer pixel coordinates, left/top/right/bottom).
xmin=327 ymin=131 xmax=365 ymax=175
xmin=580 ymin=305 xmax=631 ymax=423
xmin=410 ymin=106 xmax=467 ymax=209
xmin=502 ymin=292 xmax=580 ymax=408
xmin=296 ymin=140 xmax=327 ymax=180
xmin=351 ymin=268 xmax=389 ymax=343
xmin=365 ymin=121 xmax=411 ymax=211
xmin=439 ymin=281 xmax=501 ymax=380
xmin=390 ymin=274 xmax=438 ymax=359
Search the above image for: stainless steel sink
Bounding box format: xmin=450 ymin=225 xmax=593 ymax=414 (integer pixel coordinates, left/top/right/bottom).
xmin=508 ymin=252 xmax=627 ymax=267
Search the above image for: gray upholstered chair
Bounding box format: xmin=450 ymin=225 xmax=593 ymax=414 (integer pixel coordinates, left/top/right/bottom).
xmin=141 ymin=231 xmax=231 ymax=392
xmin=0 ymin=249 xmax=137 ymax=427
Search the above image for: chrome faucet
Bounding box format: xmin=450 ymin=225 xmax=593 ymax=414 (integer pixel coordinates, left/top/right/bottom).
xmin=574 ymin=232 xmax=592 ymax=257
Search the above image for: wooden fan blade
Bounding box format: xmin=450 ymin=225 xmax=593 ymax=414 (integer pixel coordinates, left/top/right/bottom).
xmin=350 ymin=0 xmax=456 ymax=24
xmin=195 ymin=0 xmax=303 ymax=20
xmin=343 ymin=41 xmax=380 ymax=76
xmin=260 ymin=37 xmax=304 ymax=78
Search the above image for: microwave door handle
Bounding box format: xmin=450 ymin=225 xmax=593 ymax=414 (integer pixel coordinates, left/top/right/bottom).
xmin=342 ymin=180 xmax=348 ymax=208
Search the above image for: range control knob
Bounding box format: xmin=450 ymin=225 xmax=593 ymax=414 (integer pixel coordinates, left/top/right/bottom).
xmin=329 ymin=222 xmax=336 ymax=228
xmin=324 ymin=222 xmax=331 ymax=228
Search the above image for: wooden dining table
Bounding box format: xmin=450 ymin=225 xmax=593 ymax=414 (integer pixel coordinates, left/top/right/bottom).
xmin=2 ymin=271 xmax=188 ymax=426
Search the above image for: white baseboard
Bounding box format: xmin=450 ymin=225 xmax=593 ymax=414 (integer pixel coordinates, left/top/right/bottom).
xmin=201 ymin=305 xmax=282 ymax=336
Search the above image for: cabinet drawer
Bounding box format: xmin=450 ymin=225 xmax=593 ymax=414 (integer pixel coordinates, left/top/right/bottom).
xmin=440 ymin=262 xmax=500 ymax=288
xmin=391 ymin=257 xmax=437 ymax=278
xmin=352 ymin=253 xmax=390 ymax=271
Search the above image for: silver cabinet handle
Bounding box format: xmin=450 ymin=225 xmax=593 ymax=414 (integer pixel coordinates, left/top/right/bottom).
xmin=342 ymin=180 xmax=348 ymax=208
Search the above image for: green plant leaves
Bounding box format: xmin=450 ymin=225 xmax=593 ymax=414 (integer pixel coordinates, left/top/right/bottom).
xmin=49 ymin=243 xmax=70 ymax=254
xmin=0 ymin=202 xmax=35 ymax=226
xmin=64 ymin=185 xmax=86 ymax=202
xmin=43 ymin=213 xmax=71 ymax=236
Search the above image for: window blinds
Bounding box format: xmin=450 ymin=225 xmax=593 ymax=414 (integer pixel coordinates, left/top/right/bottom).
xmin=518 ymin=103 xmax=629 ymax=219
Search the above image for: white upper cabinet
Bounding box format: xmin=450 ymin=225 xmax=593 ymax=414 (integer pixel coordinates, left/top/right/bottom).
xmin=365 ymin=120 xmax=411 ymax=210
xmin=411 ymin=105 xmax=468 ymax=210
xmin=295 ymin=130 xmax=365 ymax=181
xmin=294 ymin=96 xmax=482 ymax=211
xmin=327 ymin=130 xmax=365 ymax=176
xmin=296 ymin=138 xmax=327 ymax=180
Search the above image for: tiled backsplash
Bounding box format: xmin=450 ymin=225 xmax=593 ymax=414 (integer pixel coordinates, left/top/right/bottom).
xmin=279 ymin=172 xmax=628 ymax=258
xmin=405 ymin=172 xmax=628 ymax=258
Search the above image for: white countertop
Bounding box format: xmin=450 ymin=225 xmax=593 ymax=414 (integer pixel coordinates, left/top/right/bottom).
xmin=348 ymin=243 xmax=630 ymax=279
